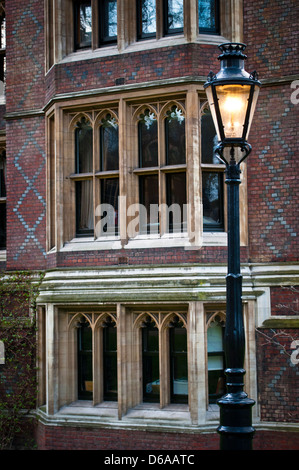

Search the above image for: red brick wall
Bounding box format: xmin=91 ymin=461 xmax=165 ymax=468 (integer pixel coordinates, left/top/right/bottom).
xmin=6 ymin=0 xmax=45 ymax=113
xmin=271 ymin=286 xmax=299 ymax=316
xmin=35 ymin=423 xmax=299 ymax=450
xmin=246 ymin=85 xmax=299 ymax=263
xmin=256 ymin=328 xmax=299 ymax=422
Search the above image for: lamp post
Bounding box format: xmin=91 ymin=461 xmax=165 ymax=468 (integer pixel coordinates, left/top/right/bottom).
xmin=204 ymin=43 xmax=261 ymax=450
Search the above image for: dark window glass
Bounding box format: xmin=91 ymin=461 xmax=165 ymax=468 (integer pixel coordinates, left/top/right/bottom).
xmin=165 ymin=106 xmax=185 ymax=165
xmin=202 ymin=171 xmax=224 ymax=231
xmin=201 ymin=108 xmax=219 ymax=164
xmin=142 ymin=317 xmax=159 ymax=403
xmin=169 ymin=317 xmax=188 ymax=404
xmin=207 ymin=320 xmax=226 ymax=403
xmin=0 ymin=201 xmax=6 ymax=249
xmin=103 ymin=317 xmax=117 ymax=400
xmin=139 ymin=174 xmax=159 ymax=234
xmin=164 ymin=0 xmax=184 ymax=35
xmin=74 ymin=1 xmax=92 ymax=49
xmin=198 ymin=0 xmax=219 ymax=34
xmin=166 ymin=172 xmax=187 ymax=232
xmin=100 ymin=178 xmax=119 ymax=235
xmin=137 ymin=0 xmax=156 ymax=39
xmin=77 ymin=319 xmax=93 ymax=400
xmin=76 ymin=180 xmax=94 ymax=236
xmin=100 ymin=115 xmax=119 ymax=171
xmin=0 ymin=13 xmax=5 ymax=95
xmin=138 ymin=109 xmax=158 ymax=168
xmin=75 ymin=117 xmax=93 ymax=174
xmin=99 ymin=0 xmax=117 ymax=44
xmin=0 ymin=151 xmax=6 ymax=198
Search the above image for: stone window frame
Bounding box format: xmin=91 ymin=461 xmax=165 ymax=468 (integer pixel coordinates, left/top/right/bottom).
xmin=37 ymin=300 xmax=256 ymax=426
xmin=45 ymin=84 xmax=248 ymax=252
xmin=45 ymin=0 xmax=244 ymax=68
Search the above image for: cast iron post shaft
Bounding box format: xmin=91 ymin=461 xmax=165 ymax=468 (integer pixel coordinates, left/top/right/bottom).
xmin=217 ymin=146 xmax=255 ymax=450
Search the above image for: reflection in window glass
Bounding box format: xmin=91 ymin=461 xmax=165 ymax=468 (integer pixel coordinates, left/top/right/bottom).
xmin=165 ymin=0 xmax=184 ymax=34
xmin=166 ymin=172 xmax=187 ymax=233
xmin=201 ymin=108 xmax=219 ymax=164
xmin=202 ymin=172 xmax=224 ymax=231
xmin=74 ymin=1 xmax=92 ymax=49
xmin=76 ymin=180 xmax=94 ymax=236
xmin=75 ymin=117 xmax=93 ymax=174
xmin=138 ymin=109 xmax=158 ymax=167
xmin=100 ymin=115 xmax=119 ymax=171
xmin=198 ymin=0 xmax=219 ymax=34
xmin=165 ymin=106 xmax=185 ymax=165
xmin=103 ymin=317 xmax=117 ymax=400
xmin=207 ymin=320 xmax=226 ymax=403
xmin=139 ymin=174 xmax=159 ymax=234
xmin=142 ymin=317 xmax=159 ymax=402
xmin=100 ymin=178 xmax=119 ymax=235
xmin=169 ymin=317 xmax=188 ymax=403
xmin=137 ymin=0 xmax=156 ymax=39
xmin=77 ymin=319 xmax=93 ymax=400
xmin=100 ymin=0 xmax=117 ymax=44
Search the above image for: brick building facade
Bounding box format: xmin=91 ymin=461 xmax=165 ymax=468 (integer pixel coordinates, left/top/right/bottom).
xmin=0 ymin=0 xmax=298 ymax=450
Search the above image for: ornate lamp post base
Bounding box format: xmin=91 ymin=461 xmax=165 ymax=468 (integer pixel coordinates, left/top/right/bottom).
xmin=217 ymin=369 xmax=255 ymax=450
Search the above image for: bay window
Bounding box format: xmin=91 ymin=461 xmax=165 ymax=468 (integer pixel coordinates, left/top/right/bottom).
xmin=45 ymin=87 xmax=252 ymax=251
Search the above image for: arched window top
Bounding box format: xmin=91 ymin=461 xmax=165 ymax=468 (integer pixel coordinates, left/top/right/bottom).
xmin=97 ymin=111 xmax=119 ymax=129
xmin=137 ymin=107 xmax=157 ymax=127
xmin=165 ymin=104 xmax=185 ymax=124
xmin=134 ymin=312 xmax=159 ymax=330
xmin=206 ymin=310 xmax=226 ymax=328
xmin=162 ymin=312 xmax=187 ymax=330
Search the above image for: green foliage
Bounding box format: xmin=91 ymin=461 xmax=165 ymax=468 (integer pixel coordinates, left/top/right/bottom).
xmin=0 ymin=271 xmax=43 ymax=450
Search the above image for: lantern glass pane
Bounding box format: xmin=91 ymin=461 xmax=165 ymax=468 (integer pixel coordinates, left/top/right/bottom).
xmin=216 ymin=84 xmax=251 ymax=139
xmin=205 ymin=86 xmax=221 ymax=141
xmin=245 ymin=84 xmax=260 ymax=140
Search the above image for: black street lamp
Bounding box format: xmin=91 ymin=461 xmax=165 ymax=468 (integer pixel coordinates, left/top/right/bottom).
xmin=204 ymin=43 xmax=261 ymax=450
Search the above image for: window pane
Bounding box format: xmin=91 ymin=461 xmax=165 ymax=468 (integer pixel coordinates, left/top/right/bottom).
xmin=138 ymin=109 xmax=158 ymax=167
xmin=76 ymin=180 xmax=94 ymax=236
xmin=139 ymin=174 xmax=159 ymax=234
xmin=100 ymin=178 xmax=119 ymax=235
xmin=170 ymin=319 xmax=188 ymax=404
xmin=137 ymin=0 xmax=156 ymax=38
xmin=77 ymin=320 xmax=93 ymax=400
xmin=207 ymin=322 xmax=226 ymax=403
xmin=166 ymin=172 xmax=187 ymax=232
xmin=0 ymin=151 xmax=6 ymax=197
xmin=201 ymin=108 xmax=219 ymax=164
xmin=165 ymin=0 xmax=184 ymax=34
xmin=74 ymin=1 xmax=92 ymax=49
xmin=75 ymin=118 xmax=93 ymax=174
xmin=198 ymin=0 xmax=219 ymax=33
xmin=103 ymin=319 xmax=117 ymax=400
xmin=100 ymin=0 xmax=117 ymax=43
xmin=0 ymin=202 xmax=6 ymax=249
xmin=142 ymin=319 xmax=159 ymax=402
xmin=202 ymin=171 xmax=224 ymax=231
xmin=165 ymin=107 xmax=185 ymax=165
xmin=100 ymin=115 xmax=119 ymax=171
